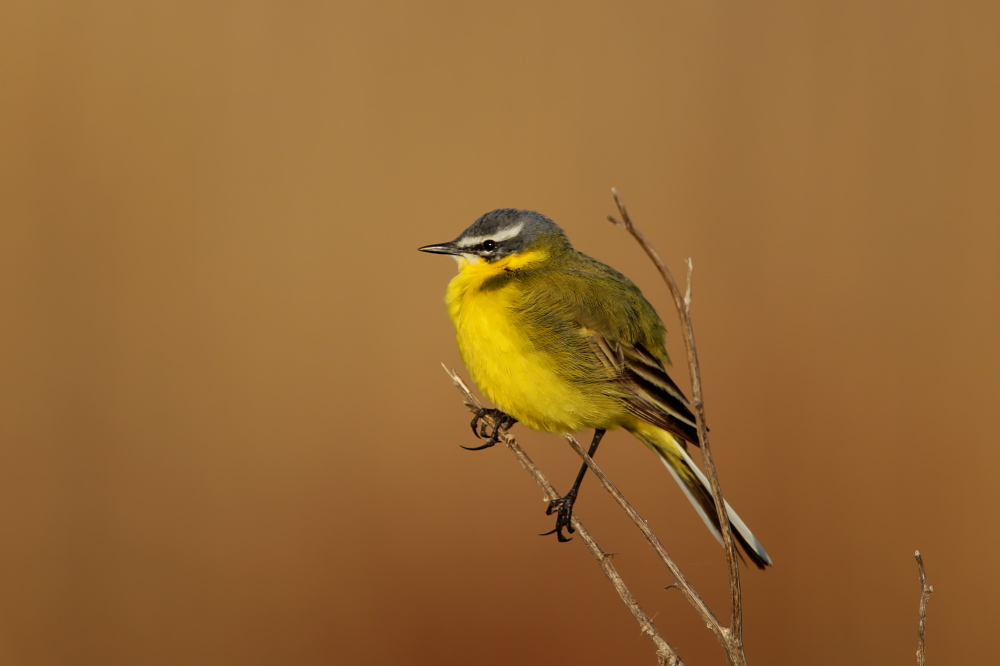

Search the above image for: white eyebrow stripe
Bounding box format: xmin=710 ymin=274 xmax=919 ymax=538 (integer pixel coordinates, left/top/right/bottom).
xmin=455 ymin=222 xmax=524 ymax=248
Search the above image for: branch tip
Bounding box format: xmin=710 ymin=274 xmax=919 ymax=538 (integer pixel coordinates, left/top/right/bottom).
xmin=915 ymin=551 xmax=933 ymax=666
xmin=684 ymin=258 xmax=694 ymax=307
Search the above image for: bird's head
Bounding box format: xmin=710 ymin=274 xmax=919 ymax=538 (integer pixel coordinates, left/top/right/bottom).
xmin=418 ymin=209 xmax=570 ymax=269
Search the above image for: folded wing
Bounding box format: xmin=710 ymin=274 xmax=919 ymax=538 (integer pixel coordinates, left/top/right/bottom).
xmin=590 ymin=332 xmax=700 ymax=446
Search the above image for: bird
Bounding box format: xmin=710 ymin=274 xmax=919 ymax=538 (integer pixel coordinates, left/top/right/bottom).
xmin=419 ymin=208 xmax=771 ymax=568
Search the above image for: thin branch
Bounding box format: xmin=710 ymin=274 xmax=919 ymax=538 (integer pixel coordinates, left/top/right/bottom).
xmin=915 ymin=551 xmax=933 ymax=666
xmin=561 ymin=434 xmax=726 ymax=635
xmin=609 ymin=189 xmax=746 ymax=662
xmin=445 ymin=366 xmax=685 ymax=666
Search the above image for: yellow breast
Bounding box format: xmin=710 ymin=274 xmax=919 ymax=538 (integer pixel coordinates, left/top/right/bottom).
xmin=444 ymin=253 xmax=621 ymax=434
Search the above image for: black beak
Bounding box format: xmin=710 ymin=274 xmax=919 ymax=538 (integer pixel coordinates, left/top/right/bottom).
xmin=418 ymin=241 xmax=462 ymax=255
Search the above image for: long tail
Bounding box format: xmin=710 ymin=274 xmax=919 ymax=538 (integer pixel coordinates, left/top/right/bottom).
xmin=628 ymin=422 xmax=772 ymax=569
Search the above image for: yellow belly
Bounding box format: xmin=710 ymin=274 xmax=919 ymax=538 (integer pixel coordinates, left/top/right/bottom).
xmin=446 ymin=263 xmax=622 ymax=434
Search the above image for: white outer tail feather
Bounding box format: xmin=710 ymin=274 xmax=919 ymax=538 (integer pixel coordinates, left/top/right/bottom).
xmin=657 ymin=443 xmax=772 ymax=566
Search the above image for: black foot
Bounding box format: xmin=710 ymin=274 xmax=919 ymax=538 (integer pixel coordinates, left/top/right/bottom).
xmin=463 ymin=408 xmax=517 ymax=451
xmin=542 ymin=489 xmax=578 ymax=542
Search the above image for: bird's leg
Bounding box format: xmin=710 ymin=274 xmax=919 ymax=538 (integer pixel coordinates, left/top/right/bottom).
xmin=463 ymin=408 xmax=517 ymax=451
xmin=543 ymin=429 xmax=605 ymax=542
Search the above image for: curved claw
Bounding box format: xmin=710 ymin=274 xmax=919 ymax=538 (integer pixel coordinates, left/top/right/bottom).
xmin=540 ymin=525 xmax=574 ymax=542
xmin=542 ymin=490 xmax=578 ymax=542
xmin=469 ymin=408 xmax=487 ymax=438
xmin=460 ymin=440 xmax=496 ymax=451
xmin=465 ymin=409 xmax=517 ymax=451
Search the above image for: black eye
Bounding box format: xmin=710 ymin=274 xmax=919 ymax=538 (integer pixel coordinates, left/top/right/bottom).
xmin=482 ymin=240 xmax=497 ymax=251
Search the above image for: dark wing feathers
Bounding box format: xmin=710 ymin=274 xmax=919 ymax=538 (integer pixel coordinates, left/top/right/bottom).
xmin=621 ymin=344 xmax=689 ymax=407
xmin=591 ymin=334 xmax=700 ymax=446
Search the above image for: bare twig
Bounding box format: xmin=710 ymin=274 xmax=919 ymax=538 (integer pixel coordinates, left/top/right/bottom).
xmin=915 ymin=551 xmax=933 ymax=666
xmin=445 ymin=367 xmax=685 ymax=666
xmin=562 ymin=435 xmax=726 ymax=633
xmin=608 ymin=189 xmax=746 ymax=664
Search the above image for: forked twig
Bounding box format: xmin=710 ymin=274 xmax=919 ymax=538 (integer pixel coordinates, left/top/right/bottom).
xmin=445 ymin=367 xmax=684 ymax=666
xmin=915 ymin=551 xmax=933 ymax=666
xmin=608 ymin=189 xmax=747 ymax=663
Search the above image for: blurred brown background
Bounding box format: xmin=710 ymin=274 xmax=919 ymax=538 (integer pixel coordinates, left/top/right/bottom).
xmin=2 ymin=1 xmax=998 ymax=664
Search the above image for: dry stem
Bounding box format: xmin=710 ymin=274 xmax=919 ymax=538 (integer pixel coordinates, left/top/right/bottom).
xmin=608 ymin=189 xmax=747 ymax=663
xmin=915 ymin=551 xmax=933 ymax=666
xmin=561 ymin=434 xmax=724 ymax=627
xmin=445 ymin=367 xmax=684 ymax=666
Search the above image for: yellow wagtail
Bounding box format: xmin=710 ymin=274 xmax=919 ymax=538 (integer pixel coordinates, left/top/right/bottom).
xmin=420 ymin=209 xmax=771 ymax=568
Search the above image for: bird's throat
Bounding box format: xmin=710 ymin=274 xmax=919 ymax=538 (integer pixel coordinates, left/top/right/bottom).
xmin=454 ymin=249 xmax=548 ymax=280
